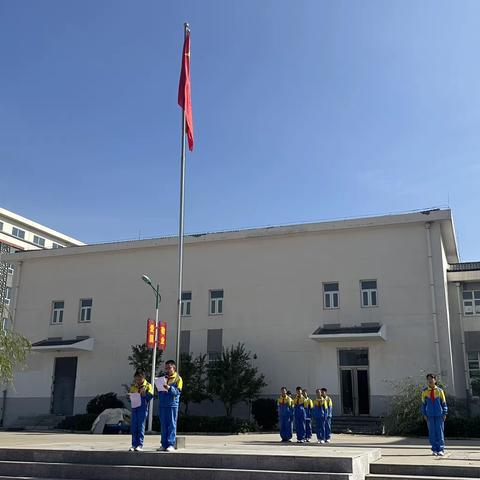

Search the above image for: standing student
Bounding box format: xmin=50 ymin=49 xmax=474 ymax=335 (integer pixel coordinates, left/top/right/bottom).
xmin=158 ymin=360 xmax=183 ymax=452
xmin=293 ymin=386 xmax=306 ymax=443
xmin=303 ymin=389 xmax=314 ymax=442
xmin=421 ymin=373 xmax=448 ymax=456
xmin=320 ymin=388 xmax=333 ymax=443
xmin=129 ymin=368 xmax=153 ymax=452
xmin=313 ymin=389 xmax=325 ymax=443
xmin=287 ymin=390 xmax=294 ymax=437
xmin=277 ymin=387 xmax=293 ymax=442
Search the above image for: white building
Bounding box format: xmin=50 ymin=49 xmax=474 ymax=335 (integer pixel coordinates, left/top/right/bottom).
xmin=2 ymin=208 xmax=479 ymax=425
xmin=0 ymin=207 xmax=84 ymax=329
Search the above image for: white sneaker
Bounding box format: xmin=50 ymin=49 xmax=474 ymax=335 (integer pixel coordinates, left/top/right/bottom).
xmin=134 ymin=446 xmax=143 ymax=452
xmin=317 ymin=440 xmax=322 ymax=444
xmin=320 ymin=440 xmax=325 ymax=444
xmin=438 ymin=451 xmax=444 ymax=456
xmin=326 ymin=439 xmax=331 ymax=443
xmin=432 ymin=452 xmax=438 ymax=456
xmin=165 ymin=446 xmax=175 ymax=452
xmin=128 ymin=447 xmax=135 ymax=452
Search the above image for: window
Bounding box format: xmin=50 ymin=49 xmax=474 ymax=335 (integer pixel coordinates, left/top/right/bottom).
xmin=12 ymin=227 xmax=25 ymax=240
xmin=468 ymin=352 xmax=480 ymax=396
xmin=7 ymin=265 xmax=14 ymax=275
xmin=180 ymin=330 xmax=190 ymax=355
xmin=3 ymin=287 xmax=11 ymax=306
xmin=79 ymin=299 xmax=92 ymax=322
xmin=324 ymin=282 xmax=339 ymax=309
xmin=463 ymin=290 xmax=480 ymax=316
xmin=181 ymin=291 xmax=192 ymax=316
xmin=361 ymin=280 xmax=378 ymax=307
xmin=33 ymin=235 xmax=46 ymax=247
xmin=52 ymin=243 xmax=63 ymax=249
xmin=0 ymin=221 xmax=3 ymax=231
xmin=209 ymin=290 xmax=224 ymax=315
xmin=51 ymin=301 xmax=64 ymax=324
xmin=207 ymin=329 xmax=223 ymax=363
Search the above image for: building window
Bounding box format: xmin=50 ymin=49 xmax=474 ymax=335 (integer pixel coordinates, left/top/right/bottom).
xmin=207 ymin=328 xmax=223 ymax=363
xmin=209 ymin=290 xmax=224 ymax=315
xmin=12 ymin=227 xmax=25 ymax=240
xmin=324 ymin=282 xmax=339 ymax=309
xmin=463 ymin=290 xmax=480 ymax=316
xmin=7 ymin=265 xmax=14 ymax=275
xmin=4 ymin=287 xmax=11 ymax=306
xmin=33 ymin=235 xmax=46 ymax=247
xmin=0 ymin=221 xmax=3 ymax=231
xmin=181 ymin=291 xmax=192 ymax=316
xmin=79 ymin=299 xmax=92 ymax=322
xmin=361 ymin=280 xmax=378 ymax=307
xmin=468 ymin=352 xmax=480 ymax=396
xmin=51 ymin=301 xmax=64 ymax=324
xmin=52 ymin=243 xmax=63 ymax=249
xmin=180 ymin=330 xmax=190 ymax=355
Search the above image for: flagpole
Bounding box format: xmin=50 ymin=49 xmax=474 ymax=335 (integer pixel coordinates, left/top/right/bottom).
xmin=175 ymin=22 xmax=189 ymax=372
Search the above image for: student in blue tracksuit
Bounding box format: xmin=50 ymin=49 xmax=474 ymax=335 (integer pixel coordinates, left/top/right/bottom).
xmin=293 ymin=386 xmax=306 ymax=443
xmin=313 ymin=389 xmax=324 ymax=443
xmin=287 ymin=390 xmax=294 ymax=437
xmin=277 ymin=387 xmax=293 ymax=442
xmin=421 ymin=373 xmax=448 ymax=456
xmin=158 ymin=360 xmax=183 ymax=452
xmin=302 ymin=389 xmax=314 ymax=442
xmin=129 ymin=368 xmax=154 ymax=452
xmin=320 ymin=388 xmax=333 ymax=443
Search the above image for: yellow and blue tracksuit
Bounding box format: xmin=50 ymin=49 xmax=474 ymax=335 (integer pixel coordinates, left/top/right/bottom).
xmin=277 ymin=395 xmax=293 ymax=441
xmin=293 ymin=394 xmax=306 ymax=441
xmin=313 ymin=397 xmax=324 ymax=441
xmin=321 ymin=395 xmax=333 ymax=441
xmin=158 ymin=372 xmax=183 ymax=450
xmin=421 ymin=386 xmax=448 ymax=453
xmin=304 ymin=397 xmax=314 ymax=440
xmin=288 ymin=395 xmax=294 ymax=434
xmin=129 ymin=380 xmax=154 ymax=448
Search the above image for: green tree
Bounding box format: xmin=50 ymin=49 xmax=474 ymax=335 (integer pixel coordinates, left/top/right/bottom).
xmin=128 ymin=343 xmax=163 ymax=382
xmin=0 ymin=328 xmax=31 ymax=385
xmin=180 ymin=353 xmax=211 ymax=415
xmin=208 ymin=343 xmax=266 ymax=417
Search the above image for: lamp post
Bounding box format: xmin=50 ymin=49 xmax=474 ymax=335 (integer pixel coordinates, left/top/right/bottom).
xmin=141 ymin=274 xmax=161 ymax=432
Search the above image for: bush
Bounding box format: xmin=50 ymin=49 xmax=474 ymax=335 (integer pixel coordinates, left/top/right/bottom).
xmin=56 ymin=413 xmax=98 ymax=431
xmin=86 ymin=392 xmax=124 ymax=415
xmin=252 ymin=398 xmax=278 ymax=430
xmin=176 ymin=415 xmax=257 ymax=434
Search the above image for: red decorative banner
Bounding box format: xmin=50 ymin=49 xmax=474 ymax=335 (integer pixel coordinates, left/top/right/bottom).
xmin=158 ymin=322 xmax=167 ymax=350
xmin=146 ymin=319 xmax=156 ymax=349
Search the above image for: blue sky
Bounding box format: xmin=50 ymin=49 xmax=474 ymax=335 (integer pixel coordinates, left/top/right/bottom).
xmin=1 ymin=1 xmax=479 ymax=260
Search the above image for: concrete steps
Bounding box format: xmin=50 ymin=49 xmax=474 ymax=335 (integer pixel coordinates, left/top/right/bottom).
xmin=0 ymin=448 xmax=377 ymax=480
xmin=368 ymin=462 xmax=480 ymax=480
xmin=333 ymin=418 xmax=384 ymax=435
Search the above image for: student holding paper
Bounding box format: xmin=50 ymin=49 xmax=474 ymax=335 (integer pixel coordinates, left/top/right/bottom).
xmin=129 ymin=368 xmax=153 ymax=452
xmin=157 ymin=359 xmax=183 ymax=452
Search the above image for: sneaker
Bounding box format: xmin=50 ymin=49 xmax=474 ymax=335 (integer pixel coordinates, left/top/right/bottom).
xmin=317 ymin=440 xmax=322 ymax=444
xmin=438 ymin=451 xmax=444 ymax=456
xmin=128 ymin=447 xmax=135 ymax=452
xmin=326 ymin=439 xmax=331 ymax=443
xmin=165 ymin=446 xmax=175 ymax=452
xmin=432 ymin=452 xmax=438 ymax=456
xmin=134 ymin=446 xmax=143 ymax=452
xmin=320 ymin=440 xmax=325 ymax=444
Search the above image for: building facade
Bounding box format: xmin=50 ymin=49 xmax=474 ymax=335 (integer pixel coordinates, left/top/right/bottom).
xmin=0 ymin=207 xmax=84 ymax=329
xmin=2 ymin=209 xmax=479 ymax=425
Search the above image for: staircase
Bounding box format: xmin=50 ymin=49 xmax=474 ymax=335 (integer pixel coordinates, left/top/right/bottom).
xmin=0 ymin=447 xmax=377 ymax=480
xmin=368 ymin=462 xmax=480 ymax=480
xmin=333 ymin=417 xmax=384 ymax=435
xmin=8 ymin=414 xmax=65 ymax=431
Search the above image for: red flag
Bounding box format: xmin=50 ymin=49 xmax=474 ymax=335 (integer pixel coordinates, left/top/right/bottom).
xmin=178 ymin=29 xmax=194 ymax=151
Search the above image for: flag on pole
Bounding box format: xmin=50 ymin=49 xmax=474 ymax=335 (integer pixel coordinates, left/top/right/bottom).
xmin=178 ymin=28 xmax=194 ymax=151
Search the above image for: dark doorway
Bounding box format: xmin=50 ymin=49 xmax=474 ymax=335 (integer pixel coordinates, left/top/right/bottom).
xmin=339 ymin=349 xmax=370 ymax=416
xmin=51 ymin=357 xmax=77 ymax=415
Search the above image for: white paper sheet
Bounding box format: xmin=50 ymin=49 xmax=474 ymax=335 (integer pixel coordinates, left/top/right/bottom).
xmin=155 ymin=376 xmax=168 ymax=391
xmin=129 ymin=392 xmax=141 ymax=408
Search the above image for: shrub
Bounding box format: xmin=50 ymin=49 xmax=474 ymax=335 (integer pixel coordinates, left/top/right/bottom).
xmin=56 ymin=413 xmax=98 ymax=431
xmin=177 ymin=415 xmax=257 ymax=434
xmin=252 ymin=398 xmax=278 ymax=430
xmin=86 ymin=392 xmax=124 ymax=415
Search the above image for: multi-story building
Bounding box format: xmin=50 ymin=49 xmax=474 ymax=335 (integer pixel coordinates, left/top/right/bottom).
xmin=1 ymin=208 xmax=479 ymax=425
xmin=0 ymin=207 xmax=84 ymax=328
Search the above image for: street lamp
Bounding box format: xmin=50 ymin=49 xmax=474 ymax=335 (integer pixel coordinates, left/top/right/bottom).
xmin=141 ymin=273 xmax=161 ymax=432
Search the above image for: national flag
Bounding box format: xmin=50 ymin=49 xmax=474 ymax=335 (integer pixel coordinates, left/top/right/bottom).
xmin=178 ymin=29 xmax=194 ymax=151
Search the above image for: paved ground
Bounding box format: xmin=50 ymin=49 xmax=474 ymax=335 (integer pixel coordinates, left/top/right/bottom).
xmin=0 ymin=432 xmax=478 ymax=466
